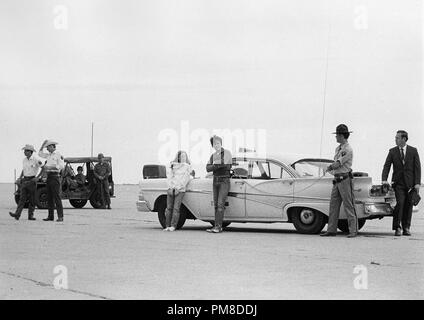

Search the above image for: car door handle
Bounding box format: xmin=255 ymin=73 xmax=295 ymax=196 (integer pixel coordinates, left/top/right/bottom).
xmin=235 ymin=181 xmax=245 ymax=185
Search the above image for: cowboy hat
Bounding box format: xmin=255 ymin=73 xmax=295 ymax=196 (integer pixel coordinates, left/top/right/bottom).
xmin=332 ymin=124 xmax=353 ymax=134
xmin=22 ymin=144 xmax=36 ymax=152
xmin=43 ymin=140 xmax=59 ymax=148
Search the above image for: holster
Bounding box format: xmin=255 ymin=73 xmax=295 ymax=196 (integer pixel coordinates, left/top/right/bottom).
xmin=332 ymin=172 xmax=353 ymax=185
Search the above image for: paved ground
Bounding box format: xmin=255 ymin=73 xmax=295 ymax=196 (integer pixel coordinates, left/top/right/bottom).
xmin=0 ymin=183 xmax=423 ymax=300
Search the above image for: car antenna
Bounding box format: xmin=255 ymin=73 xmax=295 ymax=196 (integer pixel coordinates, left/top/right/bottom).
xmin=319 ymin=3 xmax=332 ymax=176
xmin=319 ymin=3 xmax=332 ymax=159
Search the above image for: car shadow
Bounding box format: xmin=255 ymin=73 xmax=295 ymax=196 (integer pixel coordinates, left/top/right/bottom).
xmin=185 ymin=225 xmax=299 ymax=234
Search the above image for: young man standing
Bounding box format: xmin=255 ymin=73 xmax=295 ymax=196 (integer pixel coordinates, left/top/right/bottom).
xmin=206 ymin=135 xmax=232 ymax=233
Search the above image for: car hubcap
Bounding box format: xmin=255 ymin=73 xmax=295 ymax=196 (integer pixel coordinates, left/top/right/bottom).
xmin=300 ymin=209 xmax=315 ymax=225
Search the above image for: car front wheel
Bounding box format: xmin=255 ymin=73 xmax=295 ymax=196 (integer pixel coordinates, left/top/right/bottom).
xmin=157 ymin=198 xmax=187 ymax=229
xmin=35 ymin=187 xmax=49 ymax=209
xmin=292 ymin=208 xmax=326 ymax=234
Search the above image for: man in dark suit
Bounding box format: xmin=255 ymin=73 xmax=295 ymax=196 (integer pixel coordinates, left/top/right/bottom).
xmin=382 ymin=130 xmax=421 ymax=236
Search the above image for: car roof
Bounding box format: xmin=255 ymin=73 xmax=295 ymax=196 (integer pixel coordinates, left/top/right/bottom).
xmin=234 ymin=152 xmax=333 ymax=165
xmin=64 ymin=157 xmax=112 ymax=163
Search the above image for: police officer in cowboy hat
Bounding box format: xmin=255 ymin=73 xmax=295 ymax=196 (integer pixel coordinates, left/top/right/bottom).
xmin=320 ymin=124 xmax=358 ymax=238
xmin=9 ymin=144 xmax=44 ymax=220
xmin=39 ymin=139 xmax=65 ymax=222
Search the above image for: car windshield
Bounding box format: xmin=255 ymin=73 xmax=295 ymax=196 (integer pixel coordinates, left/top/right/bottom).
xmin=291 ymin=160 xmax=333 ymax=177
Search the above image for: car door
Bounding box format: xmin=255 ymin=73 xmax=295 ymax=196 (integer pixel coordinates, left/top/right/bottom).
xmin=245 ymin=160 xmax=294 ymax=220
xmin=196 ymin=159 xmax=247 ymax=219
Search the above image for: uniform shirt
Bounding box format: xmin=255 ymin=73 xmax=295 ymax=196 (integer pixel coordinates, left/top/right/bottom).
xmin=94 ymin=162 xmax=111 ymax=179
xmin=38 ymin=151 xmax=65 ymax=173
xmin=22 ymin=156 xmax=44 ymax=177
xmin=332 ymin=142 xmax=353 ymax=174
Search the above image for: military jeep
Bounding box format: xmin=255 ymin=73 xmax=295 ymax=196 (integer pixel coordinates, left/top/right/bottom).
xmin=14 ymin=156 xmax=115 ymax=209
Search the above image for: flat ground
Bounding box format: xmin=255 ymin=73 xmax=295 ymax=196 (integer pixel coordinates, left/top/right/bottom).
xmin=1 ymin=183 xmax=423 ymax=300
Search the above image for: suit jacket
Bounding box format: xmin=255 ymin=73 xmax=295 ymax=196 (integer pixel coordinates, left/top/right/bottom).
xmin=382 ymin=145 xmax=421 ymax=189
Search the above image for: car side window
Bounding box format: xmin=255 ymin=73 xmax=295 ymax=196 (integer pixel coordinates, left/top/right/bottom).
xmin=269 ymin=162 xmax=292 ymax=179
xmin=251 ymin=161 xmax=270 ymax=179
xmin=251 ymin=161 xmax=291 ymax=180
xmin=232 ymin=160 xmax=249 ymax=179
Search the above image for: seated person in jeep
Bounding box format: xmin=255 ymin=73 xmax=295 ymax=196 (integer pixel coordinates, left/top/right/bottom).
xmin=75 ymin=166 xmax=86 ymax=187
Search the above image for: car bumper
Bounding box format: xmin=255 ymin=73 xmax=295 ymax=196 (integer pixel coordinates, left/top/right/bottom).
xmin=136 ymin=200 xmax=151 ymax=212
xmin=363 ymin=203 xmax=394 ymax=217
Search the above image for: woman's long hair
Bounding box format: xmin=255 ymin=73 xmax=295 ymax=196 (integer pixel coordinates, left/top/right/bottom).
xmin=171 ymin=150 xmax=190 ymax=168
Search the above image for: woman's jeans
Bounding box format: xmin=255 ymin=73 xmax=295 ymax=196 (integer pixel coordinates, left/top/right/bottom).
xmin=212 ymin=177 xmax=230 ymax=229
xmin=165 ymin=190 xmax=185 ymax=228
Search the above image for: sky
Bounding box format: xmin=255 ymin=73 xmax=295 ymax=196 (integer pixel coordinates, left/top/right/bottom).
xmin=0 ymin=0 xmax=423 ymax=184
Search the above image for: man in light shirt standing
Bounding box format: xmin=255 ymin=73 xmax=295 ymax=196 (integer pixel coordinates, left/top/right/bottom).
xmin=39 ymin=139 xmax=65 ymax=222
xmin=9 ymin=145 xmax=44 ymax=220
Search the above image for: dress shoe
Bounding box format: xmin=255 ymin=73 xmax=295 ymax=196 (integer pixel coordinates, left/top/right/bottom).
xmin=347 ymin=233 xmax=358 ymax=238
xmin=403 ymin=229 xmax=411 ymax=236
xmin=28 ymin=217 xmax=36 ymax=221
xmin=9 ymin=212 xmax=19 ymax=220
xmin=394 ymin=228 xmax=402 ymax=236
xmin=43 ymin=218 xmax=54 ymax=221
xmin=56 ymin=218 xmax=64 ymax=222
xmin=320 ymin=232 xmax=336 ymax=237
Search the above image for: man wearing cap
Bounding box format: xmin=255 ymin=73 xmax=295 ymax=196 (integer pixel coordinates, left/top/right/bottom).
xmin=39 ymin=140 xmax=65 ymax=222
xmin=93 ymin=153 xmax=111 ymax=209
xmin=9 ymin=145 xmax=44 ymax=220
xmin=206 ymin=135 xmax=232 ymax=233
xmin=321 ymin=124 xmax=358 ymax=238
xmin=382 ymin=130 xmax=421 ymax=236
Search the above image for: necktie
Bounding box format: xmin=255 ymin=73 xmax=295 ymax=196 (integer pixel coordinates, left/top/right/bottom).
xmin=400 ymin=148 xmax=405 ymax=165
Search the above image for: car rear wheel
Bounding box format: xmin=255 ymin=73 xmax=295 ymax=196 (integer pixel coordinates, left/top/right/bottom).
xmin=157 ymin=198 xmax=187 ymax=230
xmin=337 ymin=219 xmax=366 ymax=233
xmin=35 ymin=187 xmax=49 ymax=209
xmin=89 ymin=192 xmax=103 ymax=209
xmin=69 ymin=199 xmax=88 ymax=208
xmin=292 ymin=208 xmax=326 ymax=234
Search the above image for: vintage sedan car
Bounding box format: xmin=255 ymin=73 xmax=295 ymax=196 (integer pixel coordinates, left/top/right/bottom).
xmin=136 ymin=155 xmax=395 ymax=234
